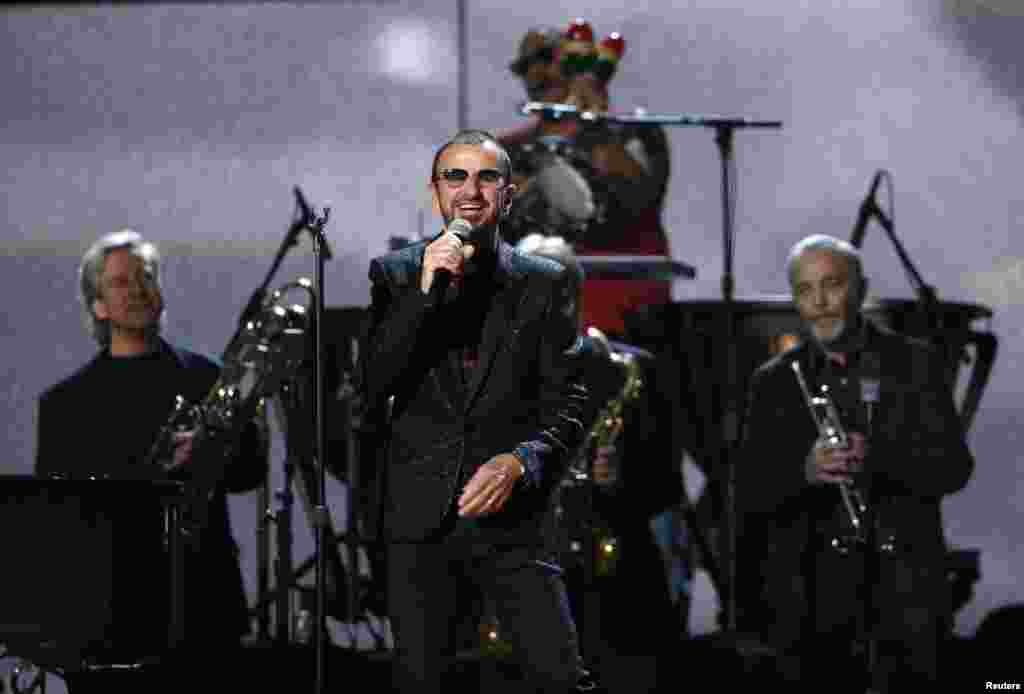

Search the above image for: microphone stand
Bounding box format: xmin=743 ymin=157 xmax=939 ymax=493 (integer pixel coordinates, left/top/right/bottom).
xmin=854 ymin=194 xmax=932 ymax=694
xmin=703 ymin=119 xmax=781 ymax=642
xmin=869 ymin=204 xmax=939 ymax=310
xmin=226 ymin=189 xmax=311 ymax=361
xmin=241 ymin=187 xmax=333 ymax=691
xmin=520 ymin=101 xmax=783 ymax=130
xmin=242 ymin=187 xmax=312 ymax=649
xmin=304 ymin=199 xmax=333 ymax=694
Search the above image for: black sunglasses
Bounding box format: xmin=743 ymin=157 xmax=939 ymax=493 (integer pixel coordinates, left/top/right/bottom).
xmin=436 ymin=168 xmax=505 ymax=187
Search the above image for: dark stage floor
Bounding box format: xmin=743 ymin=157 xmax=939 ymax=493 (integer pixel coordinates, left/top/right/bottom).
xmin=55 ymin=638 xmax=1016 ymax=693
xmin=19 ymin=629 xmax=1017 ymax=693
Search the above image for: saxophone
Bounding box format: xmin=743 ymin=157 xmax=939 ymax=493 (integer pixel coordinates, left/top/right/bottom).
xmin=146 ymin=278 xmax=314 ymax=542
xmin=578 ymin=327 xmax=646 ymax=576
xmin=580 ymin=327 xmax=645 ymax=482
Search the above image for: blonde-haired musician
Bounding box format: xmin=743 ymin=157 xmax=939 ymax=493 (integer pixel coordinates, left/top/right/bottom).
xmin=35 ymin=230 xmax=267 ymax=677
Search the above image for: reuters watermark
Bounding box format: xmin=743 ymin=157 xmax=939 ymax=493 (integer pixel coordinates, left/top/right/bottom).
xmin=985 ymin=682 xmax=1022 ymax=691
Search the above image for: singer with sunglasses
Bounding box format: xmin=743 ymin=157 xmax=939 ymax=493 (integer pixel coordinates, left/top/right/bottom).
xmin=358 ymin=129 xmax=588 ymax=692
xmin=736 ymin=234 xmax=974 ymax=692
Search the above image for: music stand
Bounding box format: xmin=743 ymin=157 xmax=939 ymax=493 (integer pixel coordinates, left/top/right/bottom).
xmin=0 ymin=476 xmax=186 ymax=692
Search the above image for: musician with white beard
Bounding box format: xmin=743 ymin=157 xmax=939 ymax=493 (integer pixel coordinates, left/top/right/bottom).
xmin=737 ymin=234 xmax=974 ymax=692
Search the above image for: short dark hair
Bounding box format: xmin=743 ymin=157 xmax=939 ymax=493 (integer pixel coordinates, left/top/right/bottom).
xmin=431 ymin=129 xmax=513 ymax=182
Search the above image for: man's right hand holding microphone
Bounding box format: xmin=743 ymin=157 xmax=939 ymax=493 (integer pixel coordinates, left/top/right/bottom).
xmin=421 ymin=218 xmax=475 ymax=297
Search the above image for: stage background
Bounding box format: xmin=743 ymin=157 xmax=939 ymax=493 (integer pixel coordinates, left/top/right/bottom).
xmin=1 ymin=0 xmax=1021 ymax=659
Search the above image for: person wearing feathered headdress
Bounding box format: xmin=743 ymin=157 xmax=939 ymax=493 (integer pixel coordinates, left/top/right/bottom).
xmin=499 ymin=19 xmax=673 ymax=330
xmin=498 ymin=17 xmax=691 ymax=686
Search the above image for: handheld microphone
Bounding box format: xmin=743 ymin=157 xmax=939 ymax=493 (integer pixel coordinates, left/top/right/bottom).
xmin=430 ymin=218 xmax=474 ymax=305
xmin=849 ymin=171 xmax=884 ymax=249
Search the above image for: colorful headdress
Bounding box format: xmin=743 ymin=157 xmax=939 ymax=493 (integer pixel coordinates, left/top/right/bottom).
xmin=556 ymin=18 xmax=626 ymax=85
xmin=510 ymin=18 xmax=626 ymax=88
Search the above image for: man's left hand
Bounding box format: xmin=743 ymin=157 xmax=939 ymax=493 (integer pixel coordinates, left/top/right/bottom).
xmin=457 ymin=453 xmax=523 ymax=517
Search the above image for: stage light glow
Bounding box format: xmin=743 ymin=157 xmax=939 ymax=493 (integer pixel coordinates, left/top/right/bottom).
xmin=374 ymin=20 xmax=452 ymax=85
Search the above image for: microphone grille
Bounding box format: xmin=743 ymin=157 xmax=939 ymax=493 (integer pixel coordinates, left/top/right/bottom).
xmin=448 ymin=218 xmax=474 ymax=241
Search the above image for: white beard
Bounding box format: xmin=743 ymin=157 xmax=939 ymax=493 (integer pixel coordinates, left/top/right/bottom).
xmin=812 ymin=318 xmax=846 ymax=346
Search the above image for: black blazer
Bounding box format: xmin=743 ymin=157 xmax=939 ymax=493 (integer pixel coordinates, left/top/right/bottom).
xmin=359 ymin=238 xmax=587 ymax=545
xmin=737 ymin=320 xmax=974 ymax=631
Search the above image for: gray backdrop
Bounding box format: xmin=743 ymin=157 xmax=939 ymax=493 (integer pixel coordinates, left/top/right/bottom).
xmin=2 ymin=0 xmax=1021 ymax=643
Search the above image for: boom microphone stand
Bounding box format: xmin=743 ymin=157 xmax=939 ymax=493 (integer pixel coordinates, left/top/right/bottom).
xmin=242 ymin=188 xmax=315 ymax=652
xmin=241 ymin=187 xmax=333 ymax=692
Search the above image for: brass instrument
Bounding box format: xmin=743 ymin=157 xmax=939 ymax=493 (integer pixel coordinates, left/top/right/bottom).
xmin=577 ymin=327 xmax=645 ymax=483
xmin=146 ymin=278 xmax=314 ymax=541
xmin=576 ymin=327 xmax=646 ymax=576
xmin=790 ymin=359 xmax=868 ymax=540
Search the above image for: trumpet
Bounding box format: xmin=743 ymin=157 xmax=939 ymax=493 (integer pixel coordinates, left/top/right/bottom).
xmin=147 ymin=278 xmax=314 ymax=539
xmin=790 ymin=359 xmax=868 ymax=539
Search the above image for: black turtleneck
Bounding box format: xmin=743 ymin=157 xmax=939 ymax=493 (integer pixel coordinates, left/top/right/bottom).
xmin=87 ymin=346 xmax=201 ymax=478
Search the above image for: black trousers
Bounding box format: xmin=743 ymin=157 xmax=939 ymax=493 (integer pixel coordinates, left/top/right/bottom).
xmin=386 ymin=522 xmax=579 ymax=693
xmin=773 ymin=546 xmax=946 ymax=693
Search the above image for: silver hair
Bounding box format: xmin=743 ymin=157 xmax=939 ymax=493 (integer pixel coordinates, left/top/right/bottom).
xmin=79 ymin=229 xmax=162 ymax=346
xmin=786 ymin=234 xmax=864 ymax=289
